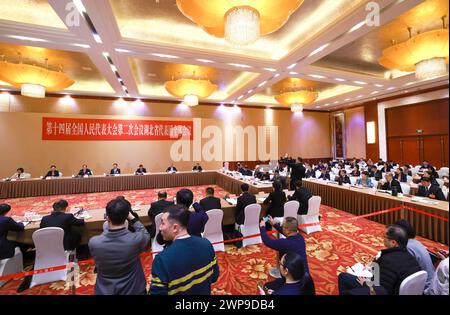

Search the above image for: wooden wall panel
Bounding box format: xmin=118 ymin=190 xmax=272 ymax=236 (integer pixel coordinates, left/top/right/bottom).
xmin=386 ymin=99 xmax=449 ymax=137
xmin=386 ymin=98 xmax=448 ymax=167
xmin=422 ymin=136 xmax=446 ymax=168
xmin=387 ymin=138 xmax=403 ymax=164
xmin=401 ymin=137 xmax=421 ymax=166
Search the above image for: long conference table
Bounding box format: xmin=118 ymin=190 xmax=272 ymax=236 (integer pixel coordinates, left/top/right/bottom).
xmin=0 ymin=171 xmax=274 ymax=199
xmin=302 ymin=178 xmax=449 ymax=245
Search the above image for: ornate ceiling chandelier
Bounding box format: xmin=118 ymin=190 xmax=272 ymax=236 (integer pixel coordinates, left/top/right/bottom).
xmin=275 ymin=88 xmax=318 ymax=112
xmin=379 ymin=17 xmax=449 ymax=80
xmin=165 ymin=71 xmax=217 ymax=106
xmin=175 ymin=0 xmax=304 ymax=46
xmin=0 ymin=54 xmax=74 ymax=98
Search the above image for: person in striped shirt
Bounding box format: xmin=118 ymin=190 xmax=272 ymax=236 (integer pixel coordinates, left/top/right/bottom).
xmin=150 ymin=204 xmax=219 ymax=295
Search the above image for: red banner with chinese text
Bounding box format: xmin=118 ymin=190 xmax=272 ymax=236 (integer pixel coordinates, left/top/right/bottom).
xmin=42 ymin=117 xmax=193 ymax=141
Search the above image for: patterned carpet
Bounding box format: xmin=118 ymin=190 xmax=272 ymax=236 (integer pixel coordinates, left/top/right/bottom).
xmin=0 ymin=187 xmax=447 ymax=295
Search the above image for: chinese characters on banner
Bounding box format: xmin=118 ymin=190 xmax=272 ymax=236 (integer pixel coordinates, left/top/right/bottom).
xmin=42 ymin=117 xmax=193 ymax=141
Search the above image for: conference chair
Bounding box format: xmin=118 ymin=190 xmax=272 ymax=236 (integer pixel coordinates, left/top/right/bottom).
xmin=151 ymin=213 xmax=164 ymax=258
xmin=406 ymin=175 xmax=413 ymax=183
xmin=436 ymin=178 xmax=444 ymax=188
xmin=30 ymin=227 xmax=69 ymax=288
xmin=238 ymin=204 xmax=262 ymax=247
xmin=399 ymin=270 xmax=427 ymax=295
xmin=298 ymin=196 xmax=322 ymax=234
xmin=0 ymin=247 xmax=23 ymax=287
xmin=274 ymin=200 xmax=299 ymax=225
xmin=438 ymin=167 xmax=449 ymax=178
xmin=203 ymin=209 xmax=225 ymax=252
xmin=350 ymin=177 xmax=358 ymax=186
xmin=315 ymin=170 xmax=321 ymax=178
xmin=400 ymin=182 xmax=411 ymax=195
xmin=442 ymin=187 xmax=449 ymax=200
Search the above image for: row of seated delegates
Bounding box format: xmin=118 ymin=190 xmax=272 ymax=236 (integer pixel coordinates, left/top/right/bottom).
xmin=337 ymin=219 xmax=449 ymax=295
xmin=88 ymin=196 xmax=219 ymax=295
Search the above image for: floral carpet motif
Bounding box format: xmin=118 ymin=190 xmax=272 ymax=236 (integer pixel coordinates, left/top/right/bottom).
xmin=0 ymin=190 xmax=447 ymax=295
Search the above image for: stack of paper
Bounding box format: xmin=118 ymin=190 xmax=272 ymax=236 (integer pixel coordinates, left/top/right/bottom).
xmin=346 ymin=263 xmax=373 ymax=278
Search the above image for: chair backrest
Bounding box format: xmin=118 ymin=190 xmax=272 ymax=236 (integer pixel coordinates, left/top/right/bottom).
xmin=59 ymin=172 xmax=63 ymax=177
xmin=204 ymin=209 xmax=223 ymax=235
xmin=22 ymin=173 xmax=31 ymax=179
xmin=283 ymin=200 xmax=299 ymax=218
xmin=307 ymin=196 xmax=321 ymax=216
xmin=400 ymin=182 xmax=411 ymax=195
xmin=32 ymin=227 xmax=66 ymax=268
xmin=442 ymin=187 xmax=449 ymax=199
xmin=243 ymin=203 xmax=261 ymax=226
xmin=399 ymin=270 xmax=428 ymax=295
xmin=406 ymin=175 xmax=413 ymax=183
xmin=411 ymin=168 xmax=418 ymax=176
xmin=436 ymin=178 xmax=444 ymax=188
xmin=350 ymin=177 xmax=357 ymax=185
xmin=154 ymin=212 xmax=163 ymax=236
xmin=315 ymin=170 xmax=321 ymax=178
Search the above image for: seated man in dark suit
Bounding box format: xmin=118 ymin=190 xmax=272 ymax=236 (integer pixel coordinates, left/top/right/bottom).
xmin=263 ymin=181 xmax=287 ymax=219
xmin=272 ymin=170 xmax=287 ymax=189
xmin=0 ymin=204 xmax=25 ymax=260
xmin=77 ymin=164 xmax=92 ymax=177
xmin=192 ymin=163 xmax=203 ymax=172
xmin=166 ymin=163 xmax=177 ymax=173
xmin=305 ymin=164 xmax=315 ymax=179
xmin=369 ymin=165 xmax=383 ymax=181
xmin=135 ymin=164 xmax=147 ymax=175
xmin=147 ymin=191 xmax=174 ymax=237
xmin=416 ymin=177 xmax=446 ymax=201
xmin=200 ymin=187 xmax=222 ymax=211
xmin=44 ymin=165 xmax=60 ymax=178
xmin=40 ymin=199 xmax=85 ymax=251
xmin=261 ymin=171 xmax=271 ymax=181
xmin=288 ymin=180 xmax=312 ymax=215
xmin=317 ymin=168 xmax=331 ymax=180
xmin=381 ymin=173 xmax=402 ymax=193
xmin=253 ymin=165 xmax=263 ymax=179
xmin=243 ymin=166 xmax=253 ymax=176
xmin=422 ymin=170 xmax=440 ymax=187
xmin=235 ymin=184 xmax=257 ymax=226
xmin=338 ymin=224 xmax=420 ymax=295
xmin=110 ymin=163 xmax=121 ymax=175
